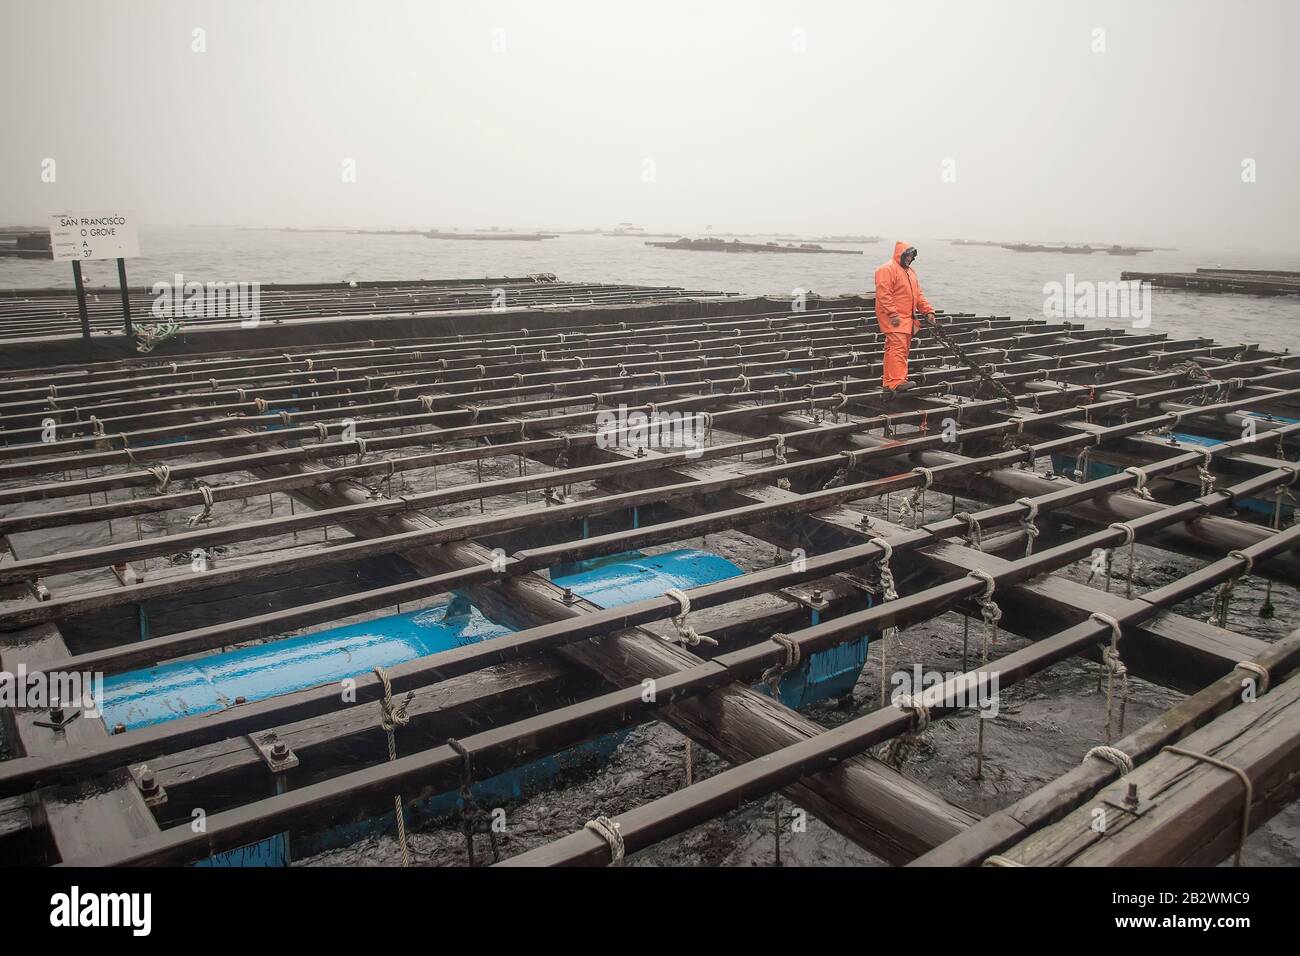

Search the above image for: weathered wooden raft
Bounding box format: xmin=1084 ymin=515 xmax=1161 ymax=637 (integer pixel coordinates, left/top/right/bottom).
xmin=0 ymin=277 xmax=737 ymax=345
xmin=0 ymin=276 xmax=1297 ymax=867
xmin=1123 ymin=268 xmax=1300 ymax=297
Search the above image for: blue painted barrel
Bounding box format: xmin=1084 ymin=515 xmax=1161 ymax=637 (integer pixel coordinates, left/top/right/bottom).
xmin=100 ymin=547 xmax=872 ymax=864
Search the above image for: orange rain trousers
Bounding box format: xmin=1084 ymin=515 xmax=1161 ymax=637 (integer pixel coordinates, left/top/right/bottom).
xmin=882 ymin=331 xmax=912 ymax=389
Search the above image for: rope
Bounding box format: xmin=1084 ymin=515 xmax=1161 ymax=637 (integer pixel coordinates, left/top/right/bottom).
xmin=969 ymin=569 xmax=1001 ymax=778
xmin=760 ymin=632 xmax=801 ymax=696
xmin=1124 ymin=466 xmax=1154 ymax=500
xmin=373 ymin=665 xmax=413 ymax=866
xmin=1161 ymin=746 xmax=1253 ymax=866
xmin=875 ymin=540 xmax=901 ymax=704
xmin=584 ymin=816 xmax=625 ymax=866
xmin=897 ymin=466 xmax=935 ymax=527
xmin=1210 ymin=550 xmax=1254 ymax=628
xmin=1074 ymin=446 xmax=1091 ymax=483
xmin=417 ymin=394 xmax=434 ymax=413
xmin=146 ymin=464 xmax=171 ymax=495
xmin=695 ymin=411 xmax=713 ymax=449
xmin=116 ymin=434 xmax=135 ymax=467
xmin=1090 ymin=612 xmax=1127 ymax=744
xmin=664 ymin=588 xmax=717 ymax=647
xmin=1195 ymin=447 xmax=1216 ymax=496
xmin=983 ymin=855 xmax=1024 ymax=867
xmin=1084 ymin=745 xmax=1135 ymax=775
xmin=187 ymin=484 xmax=215 ymax=526
xmin=883 ymin=693 xmax=931 ymax=768
xmin=954 ymin=512 xmax=983 ymax=550
xmin=1016 ymin=498 xmax=1040 ymax=556
xmin=1108 ymin=522 xmax=1137 ymax=599
xmin=821 ymin=450 xmax=856 ymax=490
xmin=771 ymin=434 xmax=791 ymax=490
xmin=1236 ymin=660 xmax=1270 ymax=694
xmin=134 ymin=320 xmax=181 ymax=354
xmin=312 ymin=421 xmax=329 ymax=443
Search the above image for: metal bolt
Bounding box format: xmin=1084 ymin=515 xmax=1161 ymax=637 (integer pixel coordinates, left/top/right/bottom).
xmin=139 ymin=771 xmax=157 ymax=793
xmin=1125 ymin=782 xmax=1139 ymax=806
xmin=234 ymin=696 xmax=246 ymax=705
xmin=561 ymin=587 xmax=576 ymax=604
xmin=270 ymin=741 xmax=289 ymax=760
xmin=48 ymin=697 xmax=63 ymax=723
xmin=113 ymin=723 xmax=126 ymax=735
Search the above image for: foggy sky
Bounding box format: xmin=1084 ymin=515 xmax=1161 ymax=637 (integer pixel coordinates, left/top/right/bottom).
xmin=3 ymin=0 xmax=1297 ymax=250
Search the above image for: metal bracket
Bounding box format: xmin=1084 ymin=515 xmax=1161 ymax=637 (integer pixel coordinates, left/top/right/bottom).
xmin=33 ymin=703 xmax=80 ymax=730
xmin=779 ymin=584 xmax=830 ymax=613
xmin=131 ymin=765 xmax=168 ymax=808
xmin=249 ymin=732 xmax=299 ymax=773
xmin=1103 ymin=782 xmax=1157 ymax=818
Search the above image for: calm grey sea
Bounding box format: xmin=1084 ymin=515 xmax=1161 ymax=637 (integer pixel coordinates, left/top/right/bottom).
xmin=2 ymin=227 xmax=1297 ymax=349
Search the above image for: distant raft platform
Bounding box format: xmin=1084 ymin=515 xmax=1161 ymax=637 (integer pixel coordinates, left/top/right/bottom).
xmin=647 ymin=237 xmax=862 ymax=254
xmin=1122 ymin=268 xmax=1300 ymax=297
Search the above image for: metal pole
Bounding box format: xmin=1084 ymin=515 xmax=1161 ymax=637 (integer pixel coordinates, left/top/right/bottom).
xmin=117 ymin=257 xmax=133 ymax=338
xmin=71 ymin=259 xmax=90 ymax=341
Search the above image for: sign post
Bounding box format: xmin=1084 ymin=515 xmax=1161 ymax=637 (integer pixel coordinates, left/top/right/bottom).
xmin=70 ymin=259 xmax=91 ymax=340
xmin=49 ymin=212 xmax=141 ymax=341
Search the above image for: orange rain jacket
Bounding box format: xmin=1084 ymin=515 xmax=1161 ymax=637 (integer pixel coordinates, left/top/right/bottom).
xmin=874 ymin=240 xmax=934 ymax=335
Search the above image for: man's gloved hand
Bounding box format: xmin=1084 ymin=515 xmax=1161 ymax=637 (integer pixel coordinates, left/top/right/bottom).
xmin=924 ymin=312 xmax=938 ymax=325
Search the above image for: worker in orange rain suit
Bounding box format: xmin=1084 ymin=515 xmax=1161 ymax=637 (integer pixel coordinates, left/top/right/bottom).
xmin=874 ymin=241 xmax=937 ymax=393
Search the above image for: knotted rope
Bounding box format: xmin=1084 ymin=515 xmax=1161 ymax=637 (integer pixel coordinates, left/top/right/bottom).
xmin=1195 ymin=447 xmax=1216 ymax=497
xmin=664 ymin=588 xmax=717 ymax=647
xmin=1108 ymin=522 xmax=1137 ymax=599
xmin=760 ymin=632 xmax=801 ymax=696
xmin=821 ymin=450 xmax=856 ymax=490
xmin=771 ymin=434 xmax=791 ymax=491
xmin=883 ymin=693 xmax=931 ymax=769
xmin=954 ymin=511 xmax=984 ymax=551
xmin=374 ymin=665 xmax=413 ymax=866
xmin=186 ymin=484 xmax=215 ymax=526
xmin=147 ymin=464 xmax=172 ymax=495
xmin=1083 ymin=745 xmax=1135 ymax=775
xmin=1236 ymin=660 xmax=1270 ymax=695
xmin=135 ymin=320 xmax=181 ymax=354
xmin=1073 ymin=446 xmax=1091 ymax=483
xmin=693 ymin=411 xmax=713 ymax=450
xmin=1124 ymin=466 xmax=1153 ymax=500
xmin=584 ymin=816 xmax=625 ymax=866
xmin=875 ymin=539 xmax=901 ymax=704
xmin=1016 ymin=498 xmax=1040 ymax=556
xmin=969 ymin=569 xmax=1001 ymax=778
xmin=1210 ymin=550 xmax=1253 ymax=628
xmin=897 ymin=466 xmax=935 ymax=528
xmin=1090 ymin=612 xmax=1128 ymax=744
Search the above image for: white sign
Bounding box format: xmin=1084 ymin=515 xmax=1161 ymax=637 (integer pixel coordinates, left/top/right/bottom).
xmin=49 ymin=211 xmax=140 ymax=262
